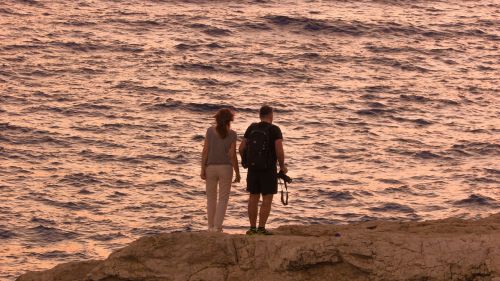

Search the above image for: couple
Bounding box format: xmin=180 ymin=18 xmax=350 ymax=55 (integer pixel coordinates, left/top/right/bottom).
xmin=200 ymin=105 xmax=287 ymax=235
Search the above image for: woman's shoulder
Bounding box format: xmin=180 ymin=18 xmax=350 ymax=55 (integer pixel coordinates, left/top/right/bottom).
xmin=206 ymin=126 xmax=215 ymax=135
xmin=230 ymin=129 xmax=237 ymax=139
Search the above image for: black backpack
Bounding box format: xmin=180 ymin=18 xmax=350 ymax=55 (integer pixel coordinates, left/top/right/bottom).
xmin=244 ymin=123 xmax=273 ymax=169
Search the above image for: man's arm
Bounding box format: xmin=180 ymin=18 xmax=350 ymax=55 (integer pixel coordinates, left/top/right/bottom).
xmin=275 ymin=139 xmax=287 ymax=173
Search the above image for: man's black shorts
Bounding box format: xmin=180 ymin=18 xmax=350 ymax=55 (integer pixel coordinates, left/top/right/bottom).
xmin=246 ymin=168 xmax=278 ymax=195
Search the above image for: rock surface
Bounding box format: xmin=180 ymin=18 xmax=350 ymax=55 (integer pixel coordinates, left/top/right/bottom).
xmin=17 ymin=213 xmax=500 ymax=281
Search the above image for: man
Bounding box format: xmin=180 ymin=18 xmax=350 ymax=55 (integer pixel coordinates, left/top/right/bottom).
xmin=239 ymin=105 xmax=287 ymax=235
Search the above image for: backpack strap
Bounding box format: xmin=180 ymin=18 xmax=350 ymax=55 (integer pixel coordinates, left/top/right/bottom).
xmin=247 ymin=122 xmax=272 ymax=138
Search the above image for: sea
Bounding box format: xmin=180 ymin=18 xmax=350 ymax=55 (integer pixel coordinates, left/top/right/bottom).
xmin=0 ymin=0 xmax=499 ymax=279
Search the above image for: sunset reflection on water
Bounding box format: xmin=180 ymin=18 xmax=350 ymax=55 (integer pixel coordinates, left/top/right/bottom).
xmin=0 ymin=0 xmax=499 ymax=279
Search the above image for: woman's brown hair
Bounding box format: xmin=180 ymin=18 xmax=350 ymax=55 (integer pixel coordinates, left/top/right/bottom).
xmin=214 ymin=108 xmax=234 ymax=139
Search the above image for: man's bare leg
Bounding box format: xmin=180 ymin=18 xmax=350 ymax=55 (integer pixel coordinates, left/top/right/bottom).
xmin=258 ymin=194 xmax=274 ymax=228
xmin=248 ymin=194 xmax=260 ymax=227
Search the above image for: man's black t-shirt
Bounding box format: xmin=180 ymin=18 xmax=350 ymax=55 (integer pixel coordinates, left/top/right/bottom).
xmin=243 ymin=122 xmax=283 ymax=167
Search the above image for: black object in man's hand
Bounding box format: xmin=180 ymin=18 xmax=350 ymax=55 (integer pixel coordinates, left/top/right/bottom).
xmin=277 ymin=170 xmax=292 ymax=184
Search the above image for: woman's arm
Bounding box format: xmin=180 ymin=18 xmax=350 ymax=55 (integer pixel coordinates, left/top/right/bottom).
xmin=230 ymin=141 xmax=240 ymax=183
xmin=238 ymin=139 xmax=247 ymax=158
xmin=200 ymin=134 xmax=208 ymax=180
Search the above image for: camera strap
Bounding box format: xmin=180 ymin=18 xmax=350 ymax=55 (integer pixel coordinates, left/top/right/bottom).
xmin=279 ymin=178 xmax=288 ymax=206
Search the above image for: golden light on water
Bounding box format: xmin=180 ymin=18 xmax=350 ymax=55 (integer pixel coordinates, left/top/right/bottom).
xmin=0 ymin=0 xmax=499 ymax=278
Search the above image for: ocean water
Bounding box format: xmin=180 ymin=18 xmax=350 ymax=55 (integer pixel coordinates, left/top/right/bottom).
xmin=0 ymin=0 xmax=499 ymax=279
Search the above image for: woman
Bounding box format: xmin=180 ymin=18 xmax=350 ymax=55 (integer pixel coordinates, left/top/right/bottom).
xmin=201 ymin=108 xmax=240 ymax=232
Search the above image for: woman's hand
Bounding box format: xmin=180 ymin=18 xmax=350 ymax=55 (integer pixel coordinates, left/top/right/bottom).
xmin=200 ymin=169 xmax=206 ymax=180
xmin=233 ymin=173 xmax=241 ymax=183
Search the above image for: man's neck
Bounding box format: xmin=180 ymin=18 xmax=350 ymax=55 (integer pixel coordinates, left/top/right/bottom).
xmin=260 ymin=119 xmax=272 ymax=124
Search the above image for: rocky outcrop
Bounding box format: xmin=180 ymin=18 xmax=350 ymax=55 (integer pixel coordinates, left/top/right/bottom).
xmin=17 ymin=213 xmax=500 ymax=281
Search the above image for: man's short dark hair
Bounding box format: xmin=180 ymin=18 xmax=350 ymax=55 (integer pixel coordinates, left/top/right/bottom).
xmin=259 ymin=105 xmax=273 ymax=118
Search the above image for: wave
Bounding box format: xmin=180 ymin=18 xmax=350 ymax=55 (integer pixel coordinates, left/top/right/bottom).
xmin=113 ymin=81 xmax=183 ymax=94
xmin=356 ymin=108 xmax=396 ymax=116
xmin=453 ymin=194 xmax=498 ymax=207
xmin=0 ymin=125 xmax=69 ymax=146
xmin=78 ymin=188 xmax=94 ymax=195
xmin=390 ymin=116 xmax=433 ymax=126
xmin=484 ymin=168 xmax=500 ymax=175
xmin=0 ymin=7 xmax=24 ymax=15
xmin=232 ymin=21 xmax=272 ymax=31
xmin=148 ymin=98 xmax=255 ymax=113
xmin=59 ymin=173 xmax=103 ymax=187
xmin=387 ymin=144 xmax=478 ymax=161
xmin=203 ymin=27 xmax=232 ymax=37
xmin=2 ymin=40 xmax=146 ymax=53
xmin=318 ymin=190 xmax=355 ymax=201
xmin=413 ymin=151 xmax=442 ymax=159
xmin=26 ymin=225 xmax=79 ymax=243
xmin=450 ymin=142 xmax=500 ymax=156
xmin=33 ymin=196 xmax=95 ymax=211
xmin=189 ymin=78 xmax=236 ymax=86
xmin=67 ymin=135 xmax=127 ymax=149
xmin=78 ymin=149 xmax=144 ymax=164
xmin=139 ymin=154 xmax=189 ymax=165
xmin=103 ymin=17 xmax=166 ymax=28
xmin=89 ymin=232 xmax=126 ymax=242
xmin=468 ymin=177 xmax=498 ymax=184
xmin=365 ymin=44 xmax=458 ymax=55
xmin=174 ymin=42 xmax=225 ymax=51
xmin=23 ymin=103 xmax=118 ymax=118
xmin=173 ymin=59 xmax=313 ymax=79
xmin=381 ymin=185 xmax=416 ymax=195
xmin=154 ymin=178 xmax=187 ymax=187
xmin=0 ymin=228 xmax=15 ymax=239
xmin=30 ymin=217 xmax=56 ymax=225
xmin=32 ymin=250 xmax=88 ymax=260
xmin=174 ymin=62 xmax=216 ymax=72
xmin=369 ymin=202 xmax=415 ymax=213
xmin=107 ymin=191 xmax=129 ymax=200
xmin=263 ymin=15 xmax=416 ymax=36
xmin=400 ymin=94 xmax=432 ymax=103
xmin=262 ymin=14 xmax=498 ymax=41
xmin=378 ymin=179 xmax=404 ymax=184
xmin=328 ymin=179 xmax=364 ymax=186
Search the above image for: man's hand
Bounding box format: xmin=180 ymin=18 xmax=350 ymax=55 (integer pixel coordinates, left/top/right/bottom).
xmin=233 ymin=173 xmax=241 ymax=183
xmin=280 ymin=165 xmax=288 ymax=174
xmin=200 ymin=169 xmax=206 ymax=180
